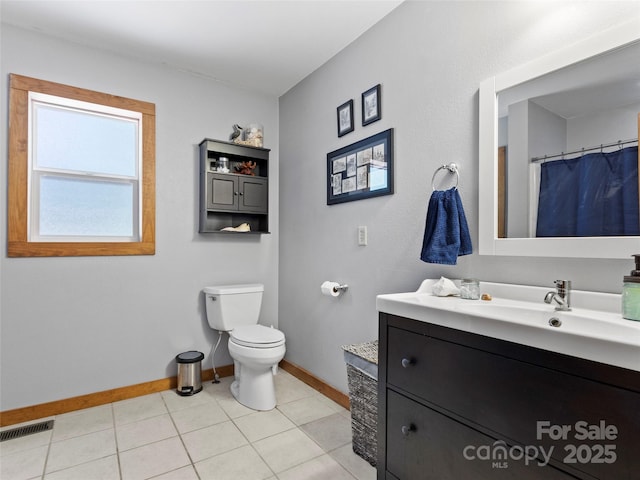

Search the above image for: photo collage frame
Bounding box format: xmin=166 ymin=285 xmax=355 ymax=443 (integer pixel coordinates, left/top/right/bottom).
xmin=327 ymin=128 xmax=394 ymax=205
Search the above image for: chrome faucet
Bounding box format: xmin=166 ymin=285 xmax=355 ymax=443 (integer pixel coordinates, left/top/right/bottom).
xmin=544 ymin=280 xmax=571 ymax=311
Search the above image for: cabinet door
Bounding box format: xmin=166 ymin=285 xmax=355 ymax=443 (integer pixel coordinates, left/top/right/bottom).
xmin=239 ymin=177 xmax=267 ymax=213
xmin=386 ymin=390 xmax=572 ymax=480
xmin=208 ymin=173 xmax=238 ymax=211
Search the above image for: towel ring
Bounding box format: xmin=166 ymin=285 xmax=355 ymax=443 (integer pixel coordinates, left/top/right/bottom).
xmin=431 ymin=163 xmax=459 ymax=191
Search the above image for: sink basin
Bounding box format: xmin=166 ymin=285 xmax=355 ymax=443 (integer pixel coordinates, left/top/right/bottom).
xmin=456 ymin=301 xmax=552 ymax=322
xmin=377 ymin=279 xmax=640 ymax=371
xmin=456 ymin=299 xmax=638 ymax=343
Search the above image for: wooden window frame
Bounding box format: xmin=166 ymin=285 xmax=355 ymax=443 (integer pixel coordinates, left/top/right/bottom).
xmin=8 ymin=74 xmax=155 ymax=257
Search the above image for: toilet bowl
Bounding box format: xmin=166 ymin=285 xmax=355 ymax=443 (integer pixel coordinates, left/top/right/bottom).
xmin=228 ymin=325 xmax=286 ymax=410
xmin=203 ymin=284 xmax=286 ymax=411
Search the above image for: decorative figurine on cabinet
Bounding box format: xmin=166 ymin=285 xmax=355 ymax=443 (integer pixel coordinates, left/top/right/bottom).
xmin=235 ymin=161 xmax=257 ymax=175
xmin=229 ymin=124 xmax=243 ymax=142
xmin=229 ymin=123 xmax=264 ymax=147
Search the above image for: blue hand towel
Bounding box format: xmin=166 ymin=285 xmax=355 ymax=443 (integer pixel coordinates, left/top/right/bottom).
xmin=420 ymin=187 xmax=472 ymax=265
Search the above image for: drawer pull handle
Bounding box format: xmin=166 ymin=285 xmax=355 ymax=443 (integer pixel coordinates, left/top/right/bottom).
xmin=401 ymin=358 xmax=414 ymax=368
xmin=401 ymin=424 xmax=416 ymax=436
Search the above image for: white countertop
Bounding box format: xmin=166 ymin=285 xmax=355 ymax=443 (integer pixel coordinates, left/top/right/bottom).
xmin=377 ymin=279 xmax=640 ymax=372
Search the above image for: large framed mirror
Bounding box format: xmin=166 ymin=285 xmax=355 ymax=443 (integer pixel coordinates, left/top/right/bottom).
xmin=479 ymin=20 xmax=640 ymax=259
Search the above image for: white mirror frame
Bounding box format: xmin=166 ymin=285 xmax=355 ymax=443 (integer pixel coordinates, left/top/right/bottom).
xmin=479 ymin=19 xmax=640 ymax=259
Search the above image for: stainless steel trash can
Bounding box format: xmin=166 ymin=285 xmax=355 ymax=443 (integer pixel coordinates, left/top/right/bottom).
xmin=176 ymin=351 xmax=204 ymax=396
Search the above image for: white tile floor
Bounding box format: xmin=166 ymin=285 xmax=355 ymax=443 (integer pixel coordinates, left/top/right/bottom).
xmin=0 ymin=370 xmax=376 ymax=480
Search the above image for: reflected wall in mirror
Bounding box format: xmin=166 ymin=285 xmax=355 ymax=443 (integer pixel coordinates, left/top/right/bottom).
xmin=479 ymin=20 xmax=640 ymax=258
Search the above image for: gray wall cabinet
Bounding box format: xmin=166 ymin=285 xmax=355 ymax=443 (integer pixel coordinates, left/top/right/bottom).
xmin=199 ymin=138 xmax=270 ymax=233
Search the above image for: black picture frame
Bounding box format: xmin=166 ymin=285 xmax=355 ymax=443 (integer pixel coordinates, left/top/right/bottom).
xmin=337 ymin=99 xmax=354 ymax=137
xmin=327 ymin=128 xmax=394 ymax=205
xmin=362 ymin=84 xmax=381 ymax=126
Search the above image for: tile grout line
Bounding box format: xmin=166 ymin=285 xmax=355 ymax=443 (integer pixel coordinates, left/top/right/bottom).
xmin=110 ymin=402 xmax=124 ymax=480
xmin=179 ymin=382 xmax=336 ymax=478
xmin=40 ymin=404 xmax=120 ymax=479
xmin=225 ymin=402 xmax=282 ymax=478
xmin=294 ymin=419 xmax=359 ymax=480
xmin=155 ymin=392 xmax=200 ymax=480
xmin=39 ymin=421 xmax=54 ymax=480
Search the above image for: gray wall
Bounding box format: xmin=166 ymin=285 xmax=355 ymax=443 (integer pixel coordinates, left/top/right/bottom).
xmin=0 ymin=25 xmax=279 ymax=411
xmin=278 ymin=1 xmax=638 ymax=394
xmin=567 ymin=101 xmax=640 ymax=150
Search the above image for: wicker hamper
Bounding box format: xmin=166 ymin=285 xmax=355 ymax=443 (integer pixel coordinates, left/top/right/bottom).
xmin=342 ymin=340 xmax=378 ymax=466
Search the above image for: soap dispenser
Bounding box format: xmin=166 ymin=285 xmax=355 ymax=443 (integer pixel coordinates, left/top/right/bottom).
xmin=622 ymin=254 xmax=640 ymax=321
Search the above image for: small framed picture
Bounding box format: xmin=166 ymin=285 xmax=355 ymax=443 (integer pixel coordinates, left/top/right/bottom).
xmin=362 ymin=84 xmax=381 ymax=126
xmin=337 ymin=99 xmax=354 ymax=137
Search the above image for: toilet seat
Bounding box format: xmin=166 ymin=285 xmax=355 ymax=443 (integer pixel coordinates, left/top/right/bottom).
xmin=230 ymin=324 xmax=285 ymax=348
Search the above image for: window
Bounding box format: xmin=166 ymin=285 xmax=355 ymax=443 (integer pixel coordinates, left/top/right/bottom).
xmin=8 ymin=74 xmax=155 ymax=257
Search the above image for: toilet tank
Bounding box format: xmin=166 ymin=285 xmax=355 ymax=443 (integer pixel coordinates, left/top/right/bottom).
xmin=203 ymin=284 xmax=264 ymax=331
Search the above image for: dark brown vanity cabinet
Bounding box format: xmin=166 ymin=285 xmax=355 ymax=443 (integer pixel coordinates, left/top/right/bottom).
xmin=378 ymin=313 xmax=640 ymax=480
xmin=199 ymin=138 xmax=270 ymax=233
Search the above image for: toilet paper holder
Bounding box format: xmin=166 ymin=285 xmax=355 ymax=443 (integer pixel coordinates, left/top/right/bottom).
xmin=321 ymin=281 xmax=349 ymax=297
xmin=333 ymin=284 xmax=349 ymax=293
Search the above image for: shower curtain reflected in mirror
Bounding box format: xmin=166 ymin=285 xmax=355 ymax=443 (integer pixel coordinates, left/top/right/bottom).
xmin=536 ymin=146 xmax=639 ymax=237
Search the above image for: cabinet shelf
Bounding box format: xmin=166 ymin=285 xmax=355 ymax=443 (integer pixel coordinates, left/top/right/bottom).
xmin=208 ymin=171 xmax=267 ymax=178
xmin=199 ymin=138 xmax=270 ymax=234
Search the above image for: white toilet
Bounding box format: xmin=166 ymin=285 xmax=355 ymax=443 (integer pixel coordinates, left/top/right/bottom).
xmin=203 ymin=284 xmax=286 ymax=411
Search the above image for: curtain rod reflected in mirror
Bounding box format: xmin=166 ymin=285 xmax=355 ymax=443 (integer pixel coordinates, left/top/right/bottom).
xmin=531 ymin=138 xmax=638 ymax=163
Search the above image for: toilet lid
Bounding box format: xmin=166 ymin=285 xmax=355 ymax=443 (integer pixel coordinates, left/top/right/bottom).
xmin=230 ymin=325 xmax=285 ymax=348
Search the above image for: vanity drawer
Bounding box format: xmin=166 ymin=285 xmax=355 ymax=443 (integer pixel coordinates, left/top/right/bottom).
xmin=386 ymin=324 xmax=640 ymax=480
xmin=386 ymin=390 xmax=572 ymax=480
xmin=386 ymin=326 xmax=431 ymax=398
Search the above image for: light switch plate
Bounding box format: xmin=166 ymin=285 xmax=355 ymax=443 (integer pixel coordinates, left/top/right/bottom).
xmin=358 ymin=226 xmax=368 ymax=246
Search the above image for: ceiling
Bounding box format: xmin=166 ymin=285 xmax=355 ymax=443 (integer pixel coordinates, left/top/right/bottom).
xmin=0 ymin=0 xmax=404 ymax=96
xmin=498 ymin=39 xmax=640 ymax=120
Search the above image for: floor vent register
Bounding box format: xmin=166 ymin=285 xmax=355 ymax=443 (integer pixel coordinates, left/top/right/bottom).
xmin=0 ymin=420 xmax=54 ymax=442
